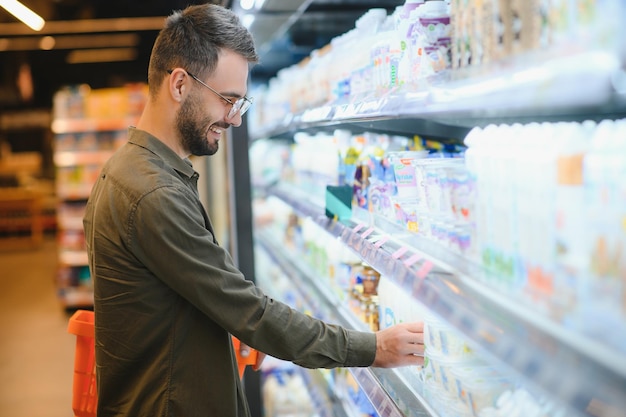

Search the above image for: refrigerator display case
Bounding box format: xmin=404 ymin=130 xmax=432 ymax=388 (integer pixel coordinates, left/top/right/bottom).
xmin=225 ymin=1 xmax=626 ymax=416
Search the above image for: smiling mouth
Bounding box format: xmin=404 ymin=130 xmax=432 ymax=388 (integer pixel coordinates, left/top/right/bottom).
xmin=209 ymin=125 xmax=224 ymax=136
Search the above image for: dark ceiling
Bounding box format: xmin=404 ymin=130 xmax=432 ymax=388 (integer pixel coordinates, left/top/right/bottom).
xmin=0 ymin=0 xmax=401 ymax=111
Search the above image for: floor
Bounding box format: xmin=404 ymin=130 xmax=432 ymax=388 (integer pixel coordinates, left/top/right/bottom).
xmin=0 ymin=237 xmax=75 ymax=417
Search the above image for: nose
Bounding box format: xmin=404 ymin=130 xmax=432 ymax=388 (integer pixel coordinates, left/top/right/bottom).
xmin=225 ymin=109 xmax=242 ymax=127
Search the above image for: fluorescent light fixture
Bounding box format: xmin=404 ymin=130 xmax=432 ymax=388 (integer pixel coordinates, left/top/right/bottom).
xmin=0 ymin=0 xmax=45 ymax=31
xmin=240 ymin=0 xmax=255 ymax=10
xmin=66 ymin=47 xmax=137 ymax=64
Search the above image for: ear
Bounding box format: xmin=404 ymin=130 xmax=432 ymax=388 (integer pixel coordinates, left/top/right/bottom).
xmin=167 ymin=68 xmax=187 ymax=103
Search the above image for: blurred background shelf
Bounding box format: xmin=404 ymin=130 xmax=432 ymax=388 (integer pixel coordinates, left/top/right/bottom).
xmin=0 ymin=187 xmax=43 ymax=250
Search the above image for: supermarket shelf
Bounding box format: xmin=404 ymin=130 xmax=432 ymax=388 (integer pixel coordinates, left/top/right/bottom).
xmin=52 ymin=88 xmax=145 ymax=312
xmin=268 ymin=184 xmax=626 ymax=417
xmin=256 ymin=228 xmax=436 ymax=417
xmin=54 ymin=150 xmax=115 ymax=167
xmin=58 ymin=285 xmax=94 ymax=310
xmin=252 ymin=51 xmax=626 ymax=143
xmin=300 ymin=368 xmax=353 ymax=417
xmin=57 ymin=214 xmax=84 ymax=231
xmin=59 ymin=249 xmax=88 ymax=266
xmin=56 ymin=185 xmax=94 ymax=201
xmin=254 ymin=245 xmax=357 ymax=417
xmin=51 ymin=117 xmax=135 ymax=134
xmin=0 ymin=188 xmax=43 ymax=249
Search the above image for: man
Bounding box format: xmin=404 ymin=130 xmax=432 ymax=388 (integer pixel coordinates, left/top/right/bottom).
xmin=83 ymin=4 xmax=425 ymax=416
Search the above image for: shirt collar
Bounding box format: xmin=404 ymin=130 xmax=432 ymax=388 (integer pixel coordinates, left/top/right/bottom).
xmin=127 ymin=127 xmax=197 ymax=179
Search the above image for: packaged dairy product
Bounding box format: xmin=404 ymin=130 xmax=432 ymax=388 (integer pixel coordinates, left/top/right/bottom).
xmin=389 ymin=150 xmax=429 ymax=199
xmin=377 ymin=275 xmax=425 ymax=330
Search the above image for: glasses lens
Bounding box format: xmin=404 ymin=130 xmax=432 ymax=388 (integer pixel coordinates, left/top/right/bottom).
xmin=229 ymin=98 xmax=251 ymax=118
xmin=239 ymin=99 xmax=251 ymax=116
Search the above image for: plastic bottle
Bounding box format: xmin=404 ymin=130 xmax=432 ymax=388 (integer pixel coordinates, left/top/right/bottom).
xmin=396 ymin=0 xmax=425 ymax=88
xmin=370 ymin=19 xmax=389 ymax=95
xmin=417 ymin=0 xmax=450 ymax=45
xmin=352 ymin=8 xmax=387 ymax=101
xmin=525 ymin=122 xmax=564 ymax=310
xmin=580 ymin=119 xmax=626 ymax=349
xmin=406 ymin=8 xmax=426 ymax=84
xmin=416 ymin=0 xmax=451 ymax=76
xmin=462 ymin=126 xmax=483 ymax=262
xmin=506 ymin=123 xmax=526 ymax=288
xmin=475 ymin=124 xmax=499 ymax=277
xmin=377 ymin=275 xmax=425 ymax=331
xmin=553 ymin=121 xmax=593 ymax=317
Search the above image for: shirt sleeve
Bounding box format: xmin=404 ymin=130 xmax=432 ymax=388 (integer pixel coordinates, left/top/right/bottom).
xmin=128 ymin=184 xmax=376 ymax=368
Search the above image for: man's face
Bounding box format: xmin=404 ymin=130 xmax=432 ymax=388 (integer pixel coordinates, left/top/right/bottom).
xmin=175 ymin=50 xmax=250 ymax=157
xmin=176 ymin=88 xmax=221 ymax=156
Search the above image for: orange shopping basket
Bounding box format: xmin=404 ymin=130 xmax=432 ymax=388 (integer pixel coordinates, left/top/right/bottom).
xmin=67 ymin=310 xmax=97 ymax=417
xmin=67 ymin=310 xmax=258 ymax=417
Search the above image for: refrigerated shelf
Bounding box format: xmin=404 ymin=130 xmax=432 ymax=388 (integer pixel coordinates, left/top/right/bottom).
xmin=267 ymin=183 xmax=626 ymax=417
xmin=251 ymin=51 xmax=626 ymax=143
xmin=255 ymin=227 xmax=437 ymax=417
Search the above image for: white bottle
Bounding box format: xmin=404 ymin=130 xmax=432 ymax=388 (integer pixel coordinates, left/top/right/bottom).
xmin=581 ymin=119 xmax=626 ymax=349
xmin=397 ymin=0 xmax=425 ymax=88
xmin=553 ymin=121 xmax=593 ymax=316
xmin=353 ymin=9 xmax=387 ymax=100
xmin=416 ymin=0 xmax=451 ymax=75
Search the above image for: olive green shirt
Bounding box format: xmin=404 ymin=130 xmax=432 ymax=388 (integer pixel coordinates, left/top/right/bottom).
xmin=83 ymin=127 xmax=376 ymax=417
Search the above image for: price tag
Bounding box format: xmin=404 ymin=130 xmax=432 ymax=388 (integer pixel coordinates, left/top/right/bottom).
xmin=361 ymin=227 xmax=375 ymax=239
xmin=391 ymin=246 xmax=408 ymax=260
xmin=352 ymin=223 xmax=365 ymax=233
xmin=416 ymin=260 xmax=433 ymax=279
xmin=374 ymin=235 xmax=389 ymax=248
xmin=403 ymin=253 xmax=422 ymax=268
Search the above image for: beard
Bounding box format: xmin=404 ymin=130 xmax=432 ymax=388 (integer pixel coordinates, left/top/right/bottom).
xmin=176 ymin=91 xmax=219 ymax=156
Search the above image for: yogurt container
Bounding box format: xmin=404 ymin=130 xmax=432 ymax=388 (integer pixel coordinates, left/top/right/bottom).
xmin=388 ymin=151 xmax=429 ymax=199
xmin=450 ymin=364 xmax=512 ymax=416
xmin=424 ymin=347 xmax=483 ymax=396
xmin=424 ymin=313 xmax=474 ymax=358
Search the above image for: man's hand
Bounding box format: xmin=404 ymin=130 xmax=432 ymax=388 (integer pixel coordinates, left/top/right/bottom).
xmin=372 ymin=322 xmax=425 ymax=368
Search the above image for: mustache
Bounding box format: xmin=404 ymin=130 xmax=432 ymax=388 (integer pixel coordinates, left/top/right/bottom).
xmin=211 ymin=122 xmax=231 ymax=130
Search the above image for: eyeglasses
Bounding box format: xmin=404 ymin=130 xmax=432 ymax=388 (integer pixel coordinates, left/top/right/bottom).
xmin=167 ymin=69 xmax=253 ymax=118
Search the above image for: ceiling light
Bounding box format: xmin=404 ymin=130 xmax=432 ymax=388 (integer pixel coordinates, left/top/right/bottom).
xmin=240 ymin=0 xmax=255 ymax=10
xmin=39 ymin=36 xmax=55 ymax=50
xmin=0 ymin=0 xmax=45 ymax=31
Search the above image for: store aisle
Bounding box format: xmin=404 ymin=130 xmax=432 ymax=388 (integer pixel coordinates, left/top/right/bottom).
xmin=0 ymin=237 xmax=75 ymax=417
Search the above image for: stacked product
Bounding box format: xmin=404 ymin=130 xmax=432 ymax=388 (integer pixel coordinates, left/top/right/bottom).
xmin=253 ymin=197 xmax=386 ymax=416
xmin=464 ymin=119 xmax=626 ymax=352
xmin=52 ymin=83 xmax=148 ymax=308
xmin=247 ymin=0 xmax=623 ymax=131
xmin=286 ymin=129 xmax=470 ymax=254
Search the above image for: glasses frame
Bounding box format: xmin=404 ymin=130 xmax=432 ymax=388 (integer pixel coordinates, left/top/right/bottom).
xmin=166 ymin=69 xmax=252 ymax=118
